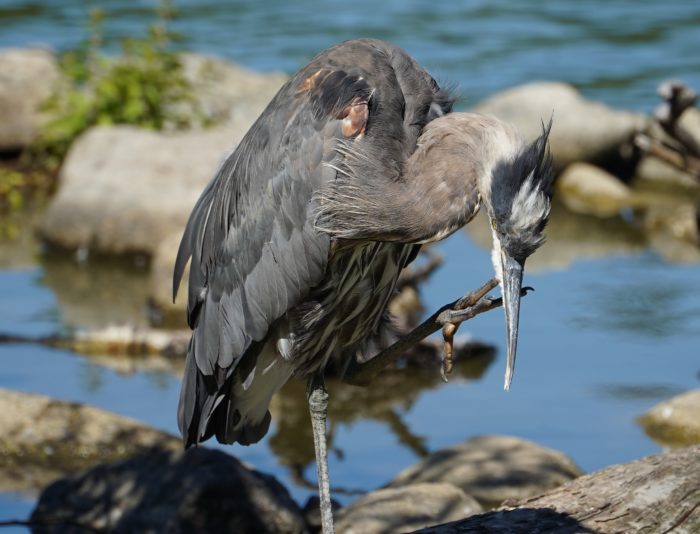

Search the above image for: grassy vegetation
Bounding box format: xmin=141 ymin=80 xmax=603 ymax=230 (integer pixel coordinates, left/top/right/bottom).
xmin=30 ymin=1 xmax=201 ymax=167
xmin=1 ymin=0 xmax=203 ymax=222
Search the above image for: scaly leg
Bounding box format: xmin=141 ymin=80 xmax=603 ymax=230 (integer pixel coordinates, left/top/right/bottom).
xmin=308 ymin=374 xmax=335 ymax=534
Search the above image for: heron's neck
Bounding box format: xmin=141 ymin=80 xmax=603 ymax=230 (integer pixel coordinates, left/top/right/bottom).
xmin=314 ymin=113 xmax=523 ymax=244
xmin=390 ymin=113 xmax=524 ymax=243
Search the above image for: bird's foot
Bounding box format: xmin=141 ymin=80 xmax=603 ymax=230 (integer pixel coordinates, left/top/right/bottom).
xmin=436 ymin=279 xmax=498 ymax=382
xmin=437 ymin=283 xmax=535 ymax=382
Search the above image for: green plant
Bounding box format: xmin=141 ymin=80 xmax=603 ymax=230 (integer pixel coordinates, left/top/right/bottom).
xmin=29 ymin=1 xmax=201 ymax=167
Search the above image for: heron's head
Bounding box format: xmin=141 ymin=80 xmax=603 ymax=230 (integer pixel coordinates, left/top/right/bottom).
xmin=482 ymin=119 xmax=554 ymax=390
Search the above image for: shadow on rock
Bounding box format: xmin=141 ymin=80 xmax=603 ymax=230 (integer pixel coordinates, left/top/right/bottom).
xmin=414 ymin=507 xmax=596 ymax=534
xmin=30 ymin=447 xmax=306 ymax=534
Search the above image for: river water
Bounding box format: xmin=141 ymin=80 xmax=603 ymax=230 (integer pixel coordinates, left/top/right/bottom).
xmin=1 ymin=0 xmax=700 ymax=528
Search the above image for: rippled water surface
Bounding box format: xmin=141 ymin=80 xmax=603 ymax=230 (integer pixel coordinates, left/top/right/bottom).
xmin=1 ymin=0 xmax=700 ymax=529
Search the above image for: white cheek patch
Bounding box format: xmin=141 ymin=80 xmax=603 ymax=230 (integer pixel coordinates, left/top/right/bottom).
xmin=509 ymin=172 xmax=550 ymax=233
xmin=490 ymin=228 xmax=504 ymax=285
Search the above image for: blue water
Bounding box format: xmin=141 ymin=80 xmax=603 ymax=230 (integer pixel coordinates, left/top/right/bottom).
xmin=1 ymin=0 xmax=700 ymax=528
xmin=1 ymin=1 xmax=699 ymax=111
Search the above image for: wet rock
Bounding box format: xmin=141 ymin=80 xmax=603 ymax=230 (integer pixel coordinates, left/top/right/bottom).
xmin=639 ymin=389 xmax=700 ymax=447
xmin=556 ymin=162 xmax=634 ymax=216
xmin=38 ymin=124 xmax=240 ymax=255
xmin=336 ymin=483 xmax=482 ymax=534
xmin=387 ymin=435 xmax=582 ymax=508
xmin=474 ymin=82 xmax=647 ymax=170
xmin=31 ymin=447 xmax=307 ymax=534
xmin=0 ymin=48 xmax=61 ymax=151
xmin=0 ymin=388 xmax=180 ymax=493
xmin=416 ymin=445 xmax=700 ymax=534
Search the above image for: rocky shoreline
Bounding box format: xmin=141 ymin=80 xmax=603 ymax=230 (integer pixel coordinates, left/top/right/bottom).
xmin=2 ymin=45 xmax=700 ymax=532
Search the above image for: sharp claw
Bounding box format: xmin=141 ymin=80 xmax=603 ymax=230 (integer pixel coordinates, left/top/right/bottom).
xmin=441 ymin=322 xmax=457 ymax=381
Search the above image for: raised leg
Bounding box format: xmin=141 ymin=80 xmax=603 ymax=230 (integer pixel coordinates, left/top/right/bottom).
xmin=308 ymin=374 xmax=335 ymax=534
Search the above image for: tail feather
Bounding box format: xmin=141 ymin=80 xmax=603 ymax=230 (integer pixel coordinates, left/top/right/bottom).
xmin=178 ymin=338 xmax=293 ymax=448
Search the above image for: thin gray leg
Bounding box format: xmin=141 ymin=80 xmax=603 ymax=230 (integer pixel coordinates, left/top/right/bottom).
xmin=308 ymin=374 xmax=335 ymax=534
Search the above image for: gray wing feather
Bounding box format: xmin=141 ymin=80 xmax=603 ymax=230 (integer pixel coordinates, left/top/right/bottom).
xmin=173 ymin=64 xmax=382 ymax=444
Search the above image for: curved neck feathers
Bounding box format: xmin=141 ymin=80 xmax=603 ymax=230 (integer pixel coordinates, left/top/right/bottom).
xmin=314 ymin=113 xmax=524 ymax=243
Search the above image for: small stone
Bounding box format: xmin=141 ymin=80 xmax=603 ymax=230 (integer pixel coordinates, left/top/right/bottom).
xmin=556 ymin=162 xmax=634 ymax=217
xmin=639 ymin=389 xmax=700 ymax=447
xmin=336 ymin=483 xmax=482 ymax=534
xmin=387 ymin=435 xmax=582 ymax=508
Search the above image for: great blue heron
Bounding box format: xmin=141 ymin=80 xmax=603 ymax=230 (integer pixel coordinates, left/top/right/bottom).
xmin=173 ymin=38 xmax=553 ymax=533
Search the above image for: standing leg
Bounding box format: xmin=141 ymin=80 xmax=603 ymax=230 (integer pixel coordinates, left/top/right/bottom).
xmin=308 ymin=373 xmax=335 ymax=534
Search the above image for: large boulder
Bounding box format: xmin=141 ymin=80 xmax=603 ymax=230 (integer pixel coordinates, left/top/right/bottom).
xmin=0 ymin=388 xmax=180 ymax=493
xmin=38 ymin=124 xmax=239 ymax=255
xmin=0 ymin=48 xmax=62 ymax=151
xmin=335 ymin=483 xmax=482 ymax=534
xmin=387 ymin=435 xmax=582 ymax=509
xmin=31 ymin=447 xmax=307 ymax=534
xmin=474 ymin=82 xmax=647 ymax=170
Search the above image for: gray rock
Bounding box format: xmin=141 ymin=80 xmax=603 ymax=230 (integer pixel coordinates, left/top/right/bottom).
xmin=0 ymin=48 xmax=61 ymax=150
xmin=387 ymin=435 xmax=582 ymax=508
xmin=415 ymin=445 xmax=700 ymax=534
xmin=0 ymin=388 xmax=180 ymax=493
xmin=555 ymin=162 xmax=634 ymax=216
xmin=38 ymin=124 xmax=239 ymax=255
xmin=474 ymin=82 xmax=647 ymax=170
xmin=336 ymin=483 xmax=482 ymax=534
xmin=31 ymin=447 xmax=307 ymax=534
xmin=638 ymin=389 xmax=700 ymax=447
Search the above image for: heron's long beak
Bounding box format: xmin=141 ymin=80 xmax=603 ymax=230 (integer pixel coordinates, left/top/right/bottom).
xmin=501 ymin=253 xmax=524 ymax=391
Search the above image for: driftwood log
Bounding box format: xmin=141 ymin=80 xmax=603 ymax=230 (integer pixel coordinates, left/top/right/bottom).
xmin=415 ymin=444 xmax=700 ymax=533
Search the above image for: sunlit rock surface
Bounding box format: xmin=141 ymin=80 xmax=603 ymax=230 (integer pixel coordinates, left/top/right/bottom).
xmin=556 ymin=162 xmax=634 ymax=216
xmin=639 ymin=389 xmax=700 ymax=447
xmin=336 ymin=483 xmax=482 ymax=534
xmin=31 ymin=448 xmax=306 ymax=534
xmin=415 ymin=445 xmax=700 ymax=534
xmin=0 ymin=48 xmax=61 ymax=150
xmin=0 ymin=388 xmax=180 ymax=493
xmin=474 ymin=82 xmax=647 ymax=170
xmin=37 ymin=124 xmax=241 ymax=255
xmin=387 ymin=435 xmax=582 ymax=509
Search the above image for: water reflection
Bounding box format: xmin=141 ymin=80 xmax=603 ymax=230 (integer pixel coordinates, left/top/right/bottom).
xmin=594 ymin=383 xmax=685 ymax=401
xmin=570 ymin=281 xmax=695 ymax=338
xmin=466 ymin=200 xmax=648 ymax=272
xmin=268 ymin=344 xmax=494 ymax=492
xmin=39 ymin=254 xmax=152 ymax=330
